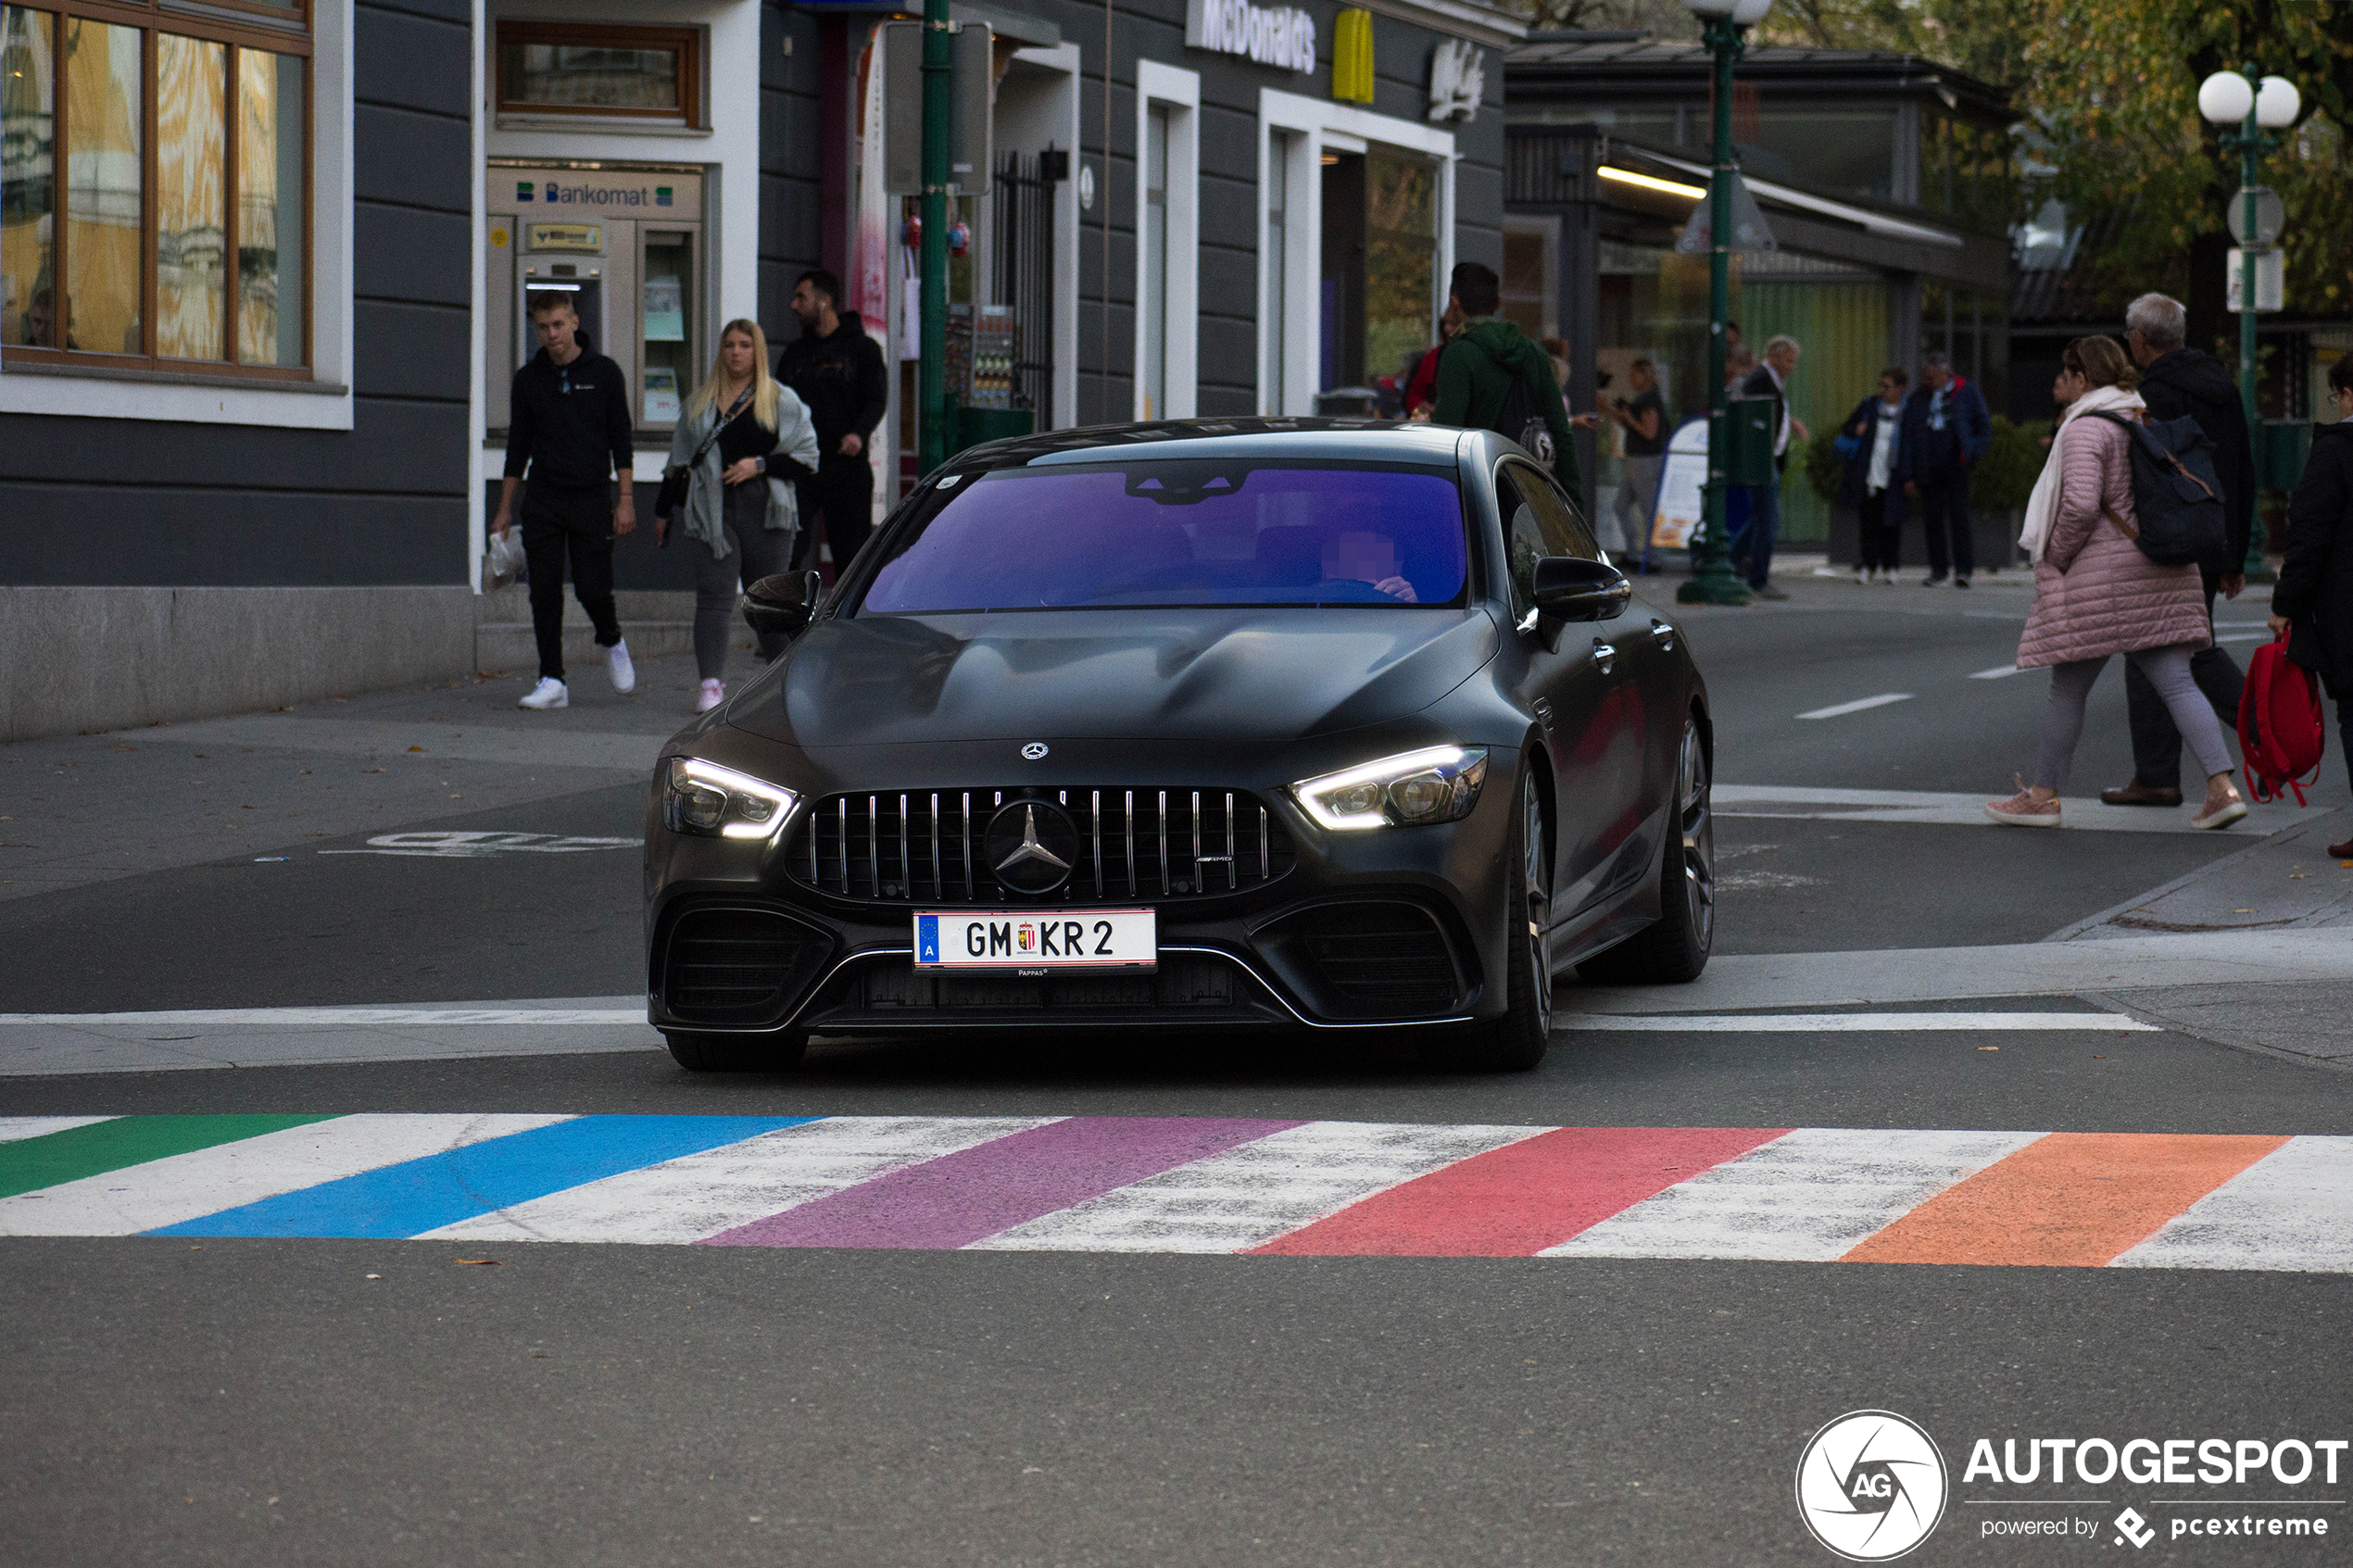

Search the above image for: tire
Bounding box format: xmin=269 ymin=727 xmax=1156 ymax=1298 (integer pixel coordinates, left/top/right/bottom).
xmin=1421 ymin=766 xmax=1553 ymax=1073
xmin=662 ymin=1028 xmax=810 ymax=1073
xmin=1576 ymin=713 xmax=1713 ymax=985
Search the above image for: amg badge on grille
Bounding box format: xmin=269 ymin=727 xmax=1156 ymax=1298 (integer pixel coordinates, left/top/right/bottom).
xmin=985 ymin=800 xmax=1079 ymax=895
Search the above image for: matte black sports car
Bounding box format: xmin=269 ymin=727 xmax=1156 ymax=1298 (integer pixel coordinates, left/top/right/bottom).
xmin=644 ymin=420 xmax=1713 ymax=1072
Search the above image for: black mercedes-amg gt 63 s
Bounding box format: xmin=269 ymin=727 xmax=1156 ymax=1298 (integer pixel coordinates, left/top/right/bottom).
xmin=644 ymin=419 xmax=1713 ymax=1072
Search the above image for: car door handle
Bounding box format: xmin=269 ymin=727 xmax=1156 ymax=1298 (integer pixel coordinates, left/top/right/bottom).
xmin=1591 ymin=639 xmax=1617 ymax=674
xmin=1649 ymin=619 xmax=1675 ymax=649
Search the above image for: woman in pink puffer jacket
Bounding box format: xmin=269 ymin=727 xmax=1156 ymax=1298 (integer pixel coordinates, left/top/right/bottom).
xmin=1987 ymin=336 xmax=2247 ymax=829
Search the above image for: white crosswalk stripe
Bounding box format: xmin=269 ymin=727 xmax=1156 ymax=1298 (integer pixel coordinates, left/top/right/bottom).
xmin=1541 ymin=1128 xmax=2046 ymax=1261
xmin=0 ymin=1116 xmax=117 ymax=1143
xmin=421 ymin=1116 xmax=1060 ymax=1245
xmin=971 ymin=1121 xmax=1545 ymax=1253
xmin=2110 ymin=1135 xmax=2353 ymax=1272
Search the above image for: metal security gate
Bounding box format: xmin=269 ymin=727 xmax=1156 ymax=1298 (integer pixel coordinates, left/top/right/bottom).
xmin=991 ymin=148 xmax=1061 ymax=426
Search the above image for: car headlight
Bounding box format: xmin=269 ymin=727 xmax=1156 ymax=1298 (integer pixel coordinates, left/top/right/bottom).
xmin=1290 ymin=746 xmax=1489 ymax=831
xmin=660 ymin=757 xmax=799 ymax=841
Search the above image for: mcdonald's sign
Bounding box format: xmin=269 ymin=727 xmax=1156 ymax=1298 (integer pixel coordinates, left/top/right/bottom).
xmin=1333 ymin=8 xmax=1375 ymax=102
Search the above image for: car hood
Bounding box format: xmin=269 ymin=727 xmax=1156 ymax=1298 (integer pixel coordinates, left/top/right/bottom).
xmin=727 ymin=608 xmax=1500 ymax=748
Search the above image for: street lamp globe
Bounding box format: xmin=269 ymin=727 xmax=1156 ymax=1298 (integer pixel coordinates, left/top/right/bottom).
xmin=1680 ymin=0 xmax=1739 ymax=14
xmin=2256 ymin=76 xmax=2301 ymax=129
xmin=2197 ymin=70 xmax=2254 ymax=125
xmin=1730 ymin=0 xmax=1772 ymax=21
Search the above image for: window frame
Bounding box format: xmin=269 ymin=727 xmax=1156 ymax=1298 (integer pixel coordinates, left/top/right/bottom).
xmin=493 ymin=20 xmax=701 ymax=128
xmin=4 ymin=0 xmax=314 ymax=380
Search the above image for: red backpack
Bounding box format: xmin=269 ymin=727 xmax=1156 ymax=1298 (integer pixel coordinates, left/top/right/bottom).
xmin=2237 ymin=636 xmax=2327 ymax=805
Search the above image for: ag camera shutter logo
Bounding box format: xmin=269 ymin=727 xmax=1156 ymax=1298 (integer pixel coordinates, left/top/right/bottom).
xmin=1796 ymin=1410 xmax=1949 ymax=1562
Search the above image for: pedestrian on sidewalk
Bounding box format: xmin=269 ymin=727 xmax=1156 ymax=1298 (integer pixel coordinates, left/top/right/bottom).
xmin=2101 ymin=292 xmax=2257 ymax=808
xmin=495 ymin=291 xmax=637 ymax=711
xmin=2268 ymin=355 xmax=2353 ymax=857
xmin=1898 ymin=351 xmax=1991 ymax=589
xmin=776 ymin=270 xmax=887 ymax=580
xmin=1432 ymin=262 xmax=1582 ymax=498
xmin=1988 ymin=335 xmax=2248 ymax=830
xmin=1607 ymin=358 xmax=1668 ymax=563
xmin=1837 ymin=368 xmax=1907 ymax=583
xmin=1403 ymin=297 xmax=1466 ymax=420
xmin=1730 ymin=334 xmax=1806 ymax=599
xmin=657 ymin=320 xmax=822 ymax=714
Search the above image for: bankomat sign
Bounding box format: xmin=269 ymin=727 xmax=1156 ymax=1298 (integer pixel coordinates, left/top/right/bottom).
xmin=516 ymin=180 xmax=673 ymax=208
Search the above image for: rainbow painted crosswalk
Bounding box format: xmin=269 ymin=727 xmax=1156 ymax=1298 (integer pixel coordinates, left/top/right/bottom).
xmin=2 ymin=1114 xmax=2346 ymax=1269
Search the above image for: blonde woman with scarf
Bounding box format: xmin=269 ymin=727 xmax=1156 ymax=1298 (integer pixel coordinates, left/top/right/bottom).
xmin=1986 ymin=335 xmax=2246 ymax=829
xmin=657 ymin=320 xmax=822 ymax=712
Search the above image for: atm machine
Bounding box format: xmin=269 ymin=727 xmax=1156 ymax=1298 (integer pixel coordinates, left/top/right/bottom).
xmin=485 ymin=162 xmax=706 ymax=445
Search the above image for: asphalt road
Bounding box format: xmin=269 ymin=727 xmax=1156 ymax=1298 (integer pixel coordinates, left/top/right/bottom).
xmin=5 ymin=564 xmax=2349 ymax=1567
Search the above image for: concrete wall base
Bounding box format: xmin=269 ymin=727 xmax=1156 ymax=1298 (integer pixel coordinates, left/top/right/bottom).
xmin=472 ymin=586 xmax=698 ymax=677
xmin=1 ymin=586 xmax=474 ymax=742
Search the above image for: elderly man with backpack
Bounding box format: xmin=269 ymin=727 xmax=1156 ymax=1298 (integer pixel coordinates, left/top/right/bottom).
xmin=1432 ymin=262 xmax=1582 ymax=502
xmin=2101 ymin=292 xmax=2259 ymax=807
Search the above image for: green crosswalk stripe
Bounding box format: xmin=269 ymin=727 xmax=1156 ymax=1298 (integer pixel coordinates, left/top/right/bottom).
xmin=0 ymin=1115 xmax=343 ymax=1200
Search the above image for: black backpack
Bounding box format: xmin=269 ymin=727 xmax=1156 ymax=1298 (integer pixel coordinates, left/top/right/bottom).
xmin=1498 ymin=370 xmax=1556 ymax=470
xmin=2085 ymin=411 xmax=2228 ymax=568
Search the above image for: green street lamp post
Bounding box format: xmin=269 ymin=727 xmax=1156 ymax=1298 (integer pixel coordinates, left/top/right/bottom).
xmin=1676 ymin=0 xmax=1771 ymax=609
xmin=2197 ymin=65 xmax=2300 ymax=583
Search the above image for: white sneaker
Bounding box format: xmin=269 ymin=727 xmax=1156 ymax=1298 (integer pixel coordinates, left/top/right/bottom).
xmin=519 ymin=677 xmax=569 ymax=710
xmin=607 ymin=639 xmax=636 ymax=695
xmin=696 ymin=678 xmax=725 ymax=713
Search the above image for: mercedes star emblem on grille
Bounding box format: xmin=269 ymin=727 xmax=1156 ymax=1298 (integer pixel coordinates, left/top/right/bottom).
xmin=1022 ymin=742 xmax=1050 ymax=761
xmin=984 ymin=800 xmax=1079 ymax=895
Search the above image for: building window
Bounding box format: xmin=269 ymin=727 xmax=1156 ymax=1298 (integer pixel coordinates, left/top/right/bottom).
xmin=2 ymin=0 xmax=308 ymax=373
xmin=496 ymin=22 xmax=699 ymax=125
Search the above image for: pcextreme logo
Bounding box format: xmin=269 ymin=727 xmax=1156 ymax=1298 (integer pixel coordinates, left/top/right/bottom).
xmin=1796 ymin=1411 xmax=1950 ymax=1562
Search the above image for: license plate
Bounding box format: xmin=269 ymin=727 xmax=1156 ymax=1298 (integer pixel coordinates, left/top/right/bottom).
xmin=913 ymin=909 xmax=1157 ymax=972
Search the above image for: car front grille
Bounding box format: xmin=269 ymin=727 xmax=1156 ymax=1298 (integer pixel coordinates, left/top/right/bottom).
xmin=788 ymin=786 xmax=1296 ymax=904
xmin=660 ymin=906 xmax=831 ymax=1025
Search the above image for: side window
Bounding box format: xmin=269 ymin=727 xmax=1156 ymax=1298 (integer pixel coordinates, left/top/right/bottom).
xmin=1496 ymin=465 xmax=1540 ymax=622
xmin=1518 ymin=461 xmax=1603 ymax=562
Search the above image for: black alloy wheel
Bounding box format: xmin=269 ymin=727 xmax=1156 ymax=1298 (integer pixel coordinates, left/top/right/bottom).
xmin=662 ymin=1029 xmax=811 ymax=1073
xmin=1423 ymin=766 xmax=1552 ymax=1073
xmin=1576 ymin=712 xmax=1713 ymax=985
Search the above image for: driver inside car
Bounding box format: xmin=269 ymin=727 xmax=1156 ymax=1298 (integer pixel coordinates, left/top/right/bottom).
xmin=1322 ymin=531 xmax=1418 ymax=603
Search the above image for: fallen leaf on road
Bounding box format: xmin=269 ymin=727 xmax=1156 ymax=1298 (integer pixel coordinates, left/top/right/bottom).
xmin=408 ymin=746 xmax=425 ymax=752
xmin=1978 ymin=1046 xmax=1999 ymax=1051
xmin=455 ymin=1259 xmax=501 ymax=1266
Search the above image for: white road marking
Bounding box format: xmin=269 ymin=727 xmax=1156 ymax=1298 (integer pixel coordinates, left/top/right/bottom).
xmin=0 ymin=1116 xmax=117 ymax=1143
xmin=1969 ymin=664 xmax=2029 ymax=680
xmin=1 ymin=1006 xmax=644 ymax=1027
xmin=968 ymin=1121 xmax=1545 ymax=1253
xmin=1542 ymin=1128 xmax=2046 ymax=1261
xmin=421 ymin=1116 xmax=1060 ymax=1245
xmin=1566 ymin=1012 xmax=2158 ymax=1032
xmin=2111 ymin=1135 xmax=2353 ymax=1272
xmin=0 ymin=1114 xmax=572 ymax=1236
xmin=1713 ymin=784 xmax=2276 ymax=835
xmin=1797 ymin=693 xmax=1915 ymax=720
xmin=318 ymin=832 xmax=642 ymax=859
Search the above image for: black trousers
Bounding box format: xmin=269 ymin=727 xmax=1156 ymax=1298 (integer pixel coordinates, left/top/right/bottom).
xmin=2127 ymin=577 xmax=2246 ymax=789
xmin=521 ymin=483 xmax=622 ymax=683
xmin=790 ymin=454 xmax=875 ymax=576
xmin=1916 ymin=478 xmax=1973 ymax=579
xmin=1857 ymin=491 xmax=1900 ymax=571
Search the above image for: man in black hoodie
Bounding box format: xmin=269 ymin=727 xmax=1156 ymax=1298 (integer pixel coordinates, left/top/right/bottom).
xmin=2102 ymin=292 xmax=2255 ymax=806
xmin=776 ymin=270 xmax=888 ymax=576
xmin=497 ymin=291 xmax=635 ymax=710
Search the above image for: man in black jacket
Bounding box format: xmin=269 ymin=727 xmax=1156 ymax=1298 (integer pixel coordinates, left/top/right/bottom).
xmin=776 ymin=270 xmax=888 ymax=577
xmin=2267 ymin=356 xmax=2353 ymax=855
xmin=2102 ymin=292 xmax=2255 ymax=806
xmin=1895 ymin=352 xmax=1991 ymax=587
xmin=496 ymin=292 xmax=636 ymax=710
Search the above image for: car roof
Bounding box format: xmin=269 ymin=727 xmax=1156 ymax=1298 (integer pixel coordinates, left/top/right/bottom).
xmin=945 ymin=417 xmax=1475 ymax=472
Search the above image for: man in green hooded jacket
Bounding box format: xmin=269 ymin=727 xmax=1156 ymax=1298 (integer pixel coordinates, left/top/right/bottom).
xmin=1431 ymin=261 xmax=1582 ymax=499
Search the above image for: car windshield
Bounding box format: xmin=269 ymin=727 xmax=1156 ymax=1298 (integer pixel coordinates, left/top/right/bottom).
xmin=860 ymin=462 xmax=1468 ymax=614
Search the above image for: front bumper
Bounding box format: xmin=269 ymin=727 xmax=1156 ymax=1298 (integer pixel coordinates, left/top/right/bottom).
xmin=644 ymin=742 xmax=1522 ymax=1035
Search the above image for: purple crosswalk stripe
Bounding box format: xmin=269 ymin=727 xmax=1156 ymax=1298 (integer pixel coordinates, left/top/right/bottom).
xmin=698 ymin=1116 xmax=1304 ymax=1250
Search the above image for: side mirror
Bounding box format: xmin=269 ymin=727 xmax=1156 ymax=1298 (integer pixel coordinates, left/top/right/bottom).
xmin=1531 ymin=556 xmax=1631 ymax=622
xmin=744 ymin=571 xmax=825 ymax=640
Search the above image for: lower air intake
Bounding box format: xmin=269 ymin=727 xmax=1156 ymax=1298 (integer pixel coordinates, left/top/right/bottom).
xmin=661 ymin=907 xmax=829 ymax=1026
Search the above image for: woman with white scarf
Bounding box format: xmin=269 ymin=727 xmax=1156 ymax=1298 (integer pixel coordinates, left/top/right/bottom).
xmin=656 ymin=320 xmax=822 ymax=712
xmin=1987 ymin=335 xmax=2246 ymax=829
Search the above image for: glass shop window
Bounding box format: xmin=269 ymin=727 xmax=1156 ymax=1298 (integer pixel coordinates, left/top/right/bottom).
xmin=496 ymin=22 xmax=699 ymax=125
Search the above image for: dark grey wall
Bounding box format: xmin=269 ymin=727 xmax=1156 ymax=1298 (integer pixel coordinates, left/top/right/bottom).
xmin=760 ymin=1 xmax=829 ymax=332
xmin=0 ymin=0 xmax=475 ymax=588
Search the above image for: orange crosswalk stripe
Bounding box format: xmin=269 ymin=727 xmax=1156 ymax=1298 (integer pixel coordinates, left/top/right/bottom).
xmin=1842 ymin=1132 xmax=2290 ymax=1267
